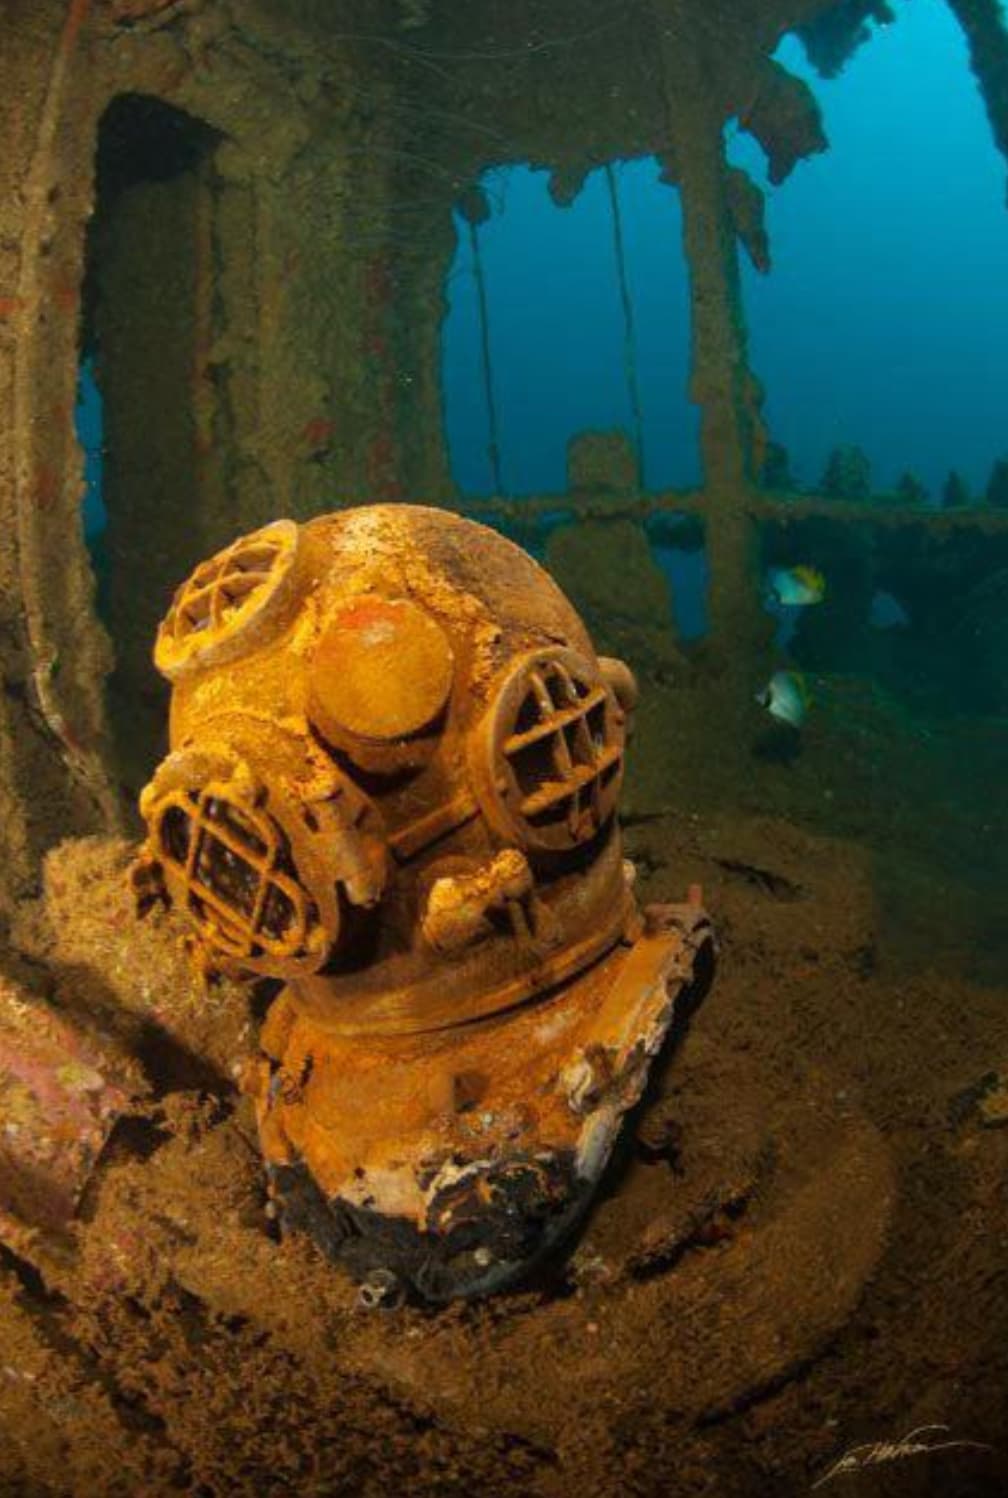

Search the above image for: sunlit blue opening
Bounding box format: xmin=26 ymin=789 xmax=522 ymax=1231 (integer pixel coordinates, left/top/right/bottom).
xmin=75 ymin=356 xmax=107 ymax=542
xmin=653 ymin=541 xmax=710 ymax=641
xmin=727 ymin=0 xmax=1008 ymax=498
xmin=441 ymin=160 xmax=699 ymax=497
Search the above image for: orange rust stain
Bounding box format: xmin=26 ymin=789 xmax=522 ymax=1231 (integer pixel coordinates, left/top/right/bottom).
xmin=333 ymin=597 xmax=400 ymax=632
xmin=61 ymin=723 xmax=87 ymax=756
xmin=0 ymin=297 xmax=21 ymax=318
xmin=64 ymin=0 xmax=91 ymax=52
xmin=33 ymin=465 xmax=60 ymax=512
xmin=302 ymin=417 xmax=335 ymax=448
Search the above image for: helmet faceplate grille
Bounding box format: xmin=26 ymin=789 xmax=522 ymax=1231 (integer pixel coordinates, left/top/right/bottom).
xmin=481 ymin=650 xmax=625 ymax=854
xmin=154 ymin=786 xmax=322 ymax=968
xmin=154 ymin=520 xmax=300 ymax=680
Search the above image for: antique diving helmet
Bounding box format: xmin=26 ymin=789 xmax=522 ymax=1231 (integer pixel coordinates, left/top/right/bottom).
xmin=136 ymin=505 xmax=713 ymax=1301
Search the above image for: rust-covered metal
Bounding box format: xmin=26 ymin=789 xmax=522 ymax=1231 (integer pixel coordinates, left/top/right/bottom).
xmin=136 ymin=504 xmax=715 ymax=1298
xmin=0 ymin=975 xmax=139 ymax=1259
xmin=251 ymin=894 xmax=712 ymax=1300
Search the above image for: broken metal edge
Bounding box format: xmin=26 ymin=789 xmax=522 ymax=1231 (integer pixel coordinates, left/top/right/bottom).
xmin=269 ymin=902 xmax=715 ymax=1303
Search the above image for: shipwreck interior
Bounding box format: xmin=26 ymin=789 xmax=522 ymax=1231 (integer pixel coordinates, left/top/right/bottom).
xmin=1 ymin=1 xmax=1007 ymax=1494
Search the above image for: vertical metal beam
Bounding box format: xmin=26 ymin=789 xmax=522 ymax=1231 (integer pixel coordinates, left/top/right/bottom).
xmin=651 ymin=7 xmax=771 ymax=692
xmin=468 ymin=216 xmax=504 ymax=496
xmin=4 ymin=0 xmax=121 ymax=911
xmin=604 ymin=163 xmax=647 ymax=489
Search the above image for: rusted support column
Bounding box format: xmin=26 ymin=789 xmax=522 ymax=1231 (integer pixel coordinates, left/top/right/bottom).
xmin=652 ymin=6 xmax=771 ymax=690
xmin=0 ymin=1 xmax=122 ymax=911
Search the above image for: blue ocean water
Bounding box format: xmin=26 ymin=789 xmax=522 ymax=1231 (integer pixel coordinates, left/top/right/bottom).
xmin=732 ymin=4 xmax=1008 ymax=499
xmin=75 ymin=355 xmax=105 ymax=537
xmin=442 ymin=0 xmax=1008 ymax=504
xmin=441 ymin=159 xmax=698 ymax=497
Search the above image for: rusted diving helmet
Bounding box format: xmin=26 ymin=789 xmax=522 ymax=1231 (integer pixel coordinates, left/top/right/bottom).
xmin=136 ymin=504 xmax=713 ymax=1302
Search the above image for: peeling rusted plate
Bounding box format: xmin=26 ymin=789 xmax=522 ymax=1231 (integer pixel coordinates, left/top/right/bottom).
xmin=0 ymin=978 xmax=137 ymax=1244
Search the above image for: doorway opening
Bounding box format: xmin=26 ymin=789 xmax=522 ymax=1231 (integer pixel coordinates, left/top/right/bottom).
xmin=81 ymin=93 xmax=222 ymax=797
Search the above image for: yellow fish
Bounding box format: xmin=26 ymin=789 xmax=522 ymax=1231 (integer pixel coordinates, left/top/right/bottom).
xmin=766 ymin=564 xmax=826 ymax=607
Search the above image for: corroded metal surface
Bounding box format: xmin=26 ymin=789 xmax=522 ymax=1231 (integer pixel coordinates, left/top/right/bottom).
xmin=136 ymin=504 xmax=714 ymax=1297
xmin=135 ymin=505 xmax=626 ymax=1011
xmin=251 ymin=896 xmax=712 ymax=1299
xmin=0 ymin=976 xmax=137 ymax=1251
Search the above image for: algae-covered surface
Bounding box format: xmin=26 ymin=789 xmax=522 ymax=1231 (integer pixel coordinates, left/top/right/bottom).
xmin=1 ymin=682 xmax=1006 ymax=1497
xmin=2 ymin=1 xmax=1008 ymax=1492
